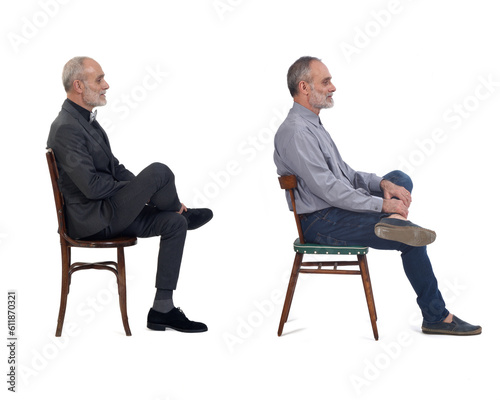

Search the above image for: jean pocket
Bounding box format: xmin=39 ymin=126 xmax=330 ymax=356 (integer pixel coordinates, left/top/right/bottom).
xmin=314 ymin=232 xmax=347 ymax=247
xmin=302 ymin=215 xmax=320 ymax=239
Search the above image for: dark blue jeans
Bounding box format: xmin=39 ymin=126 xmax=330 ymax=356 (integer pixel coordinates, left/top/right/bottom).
xmin=300 ymin=170 xmax=448 ymax=323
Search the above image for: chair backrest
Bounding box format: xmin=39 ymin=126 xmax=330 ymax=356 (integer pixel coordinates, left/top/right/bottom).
xmin=46 ymin=148 xmax=69 ymax=239
xmin=278 ymin=175 xmax=305 ymax=244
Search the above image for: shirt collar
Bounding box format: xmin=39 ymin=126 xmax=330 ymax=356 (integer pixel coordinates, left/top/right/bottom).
xmin=67 ymin=98 xmax=92 ymax=122
xmin=291 ymin=101 xmax=322 ymax=127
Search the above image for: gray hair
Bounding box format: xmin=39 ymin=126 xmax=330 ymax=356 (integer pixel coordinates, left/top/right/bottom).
xmin=287 ymin=56 xmax=321 ymax=97
xmin=62 ymin=56 xmax=91 ymax=92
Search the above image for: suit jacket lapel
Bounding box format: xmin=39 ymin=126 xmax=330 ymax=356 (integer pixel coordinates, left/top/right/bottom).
xmin=62 ymin=100 xmax=115 ymax=173
xmin=91 ymin=120 xmax=116 ymax=176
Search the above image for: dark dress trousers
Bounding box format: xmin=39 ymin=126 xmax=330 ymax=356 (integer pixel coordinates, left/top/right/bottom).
xmin=47 ymin=99 xmax=186 ymax=289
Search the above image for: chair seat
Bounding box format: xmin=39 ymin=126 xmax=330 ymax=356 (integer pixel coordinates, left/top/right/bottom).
xmin=64 ymin=234 xmax=138 ymax=248
xmin=293 ymin=238 xmax=368 ymax=255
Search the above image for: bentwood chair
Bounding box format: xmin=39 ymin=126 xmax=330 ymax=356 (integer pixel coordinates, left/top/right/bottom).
xmin=46 ymin=148 xmax=137 ymax=336
xmin=277 ymin=175 xmax=379 ymax=340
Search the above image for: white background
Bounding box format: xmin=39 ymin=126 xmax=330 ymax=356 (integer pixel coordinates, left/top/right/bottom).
xmin=1 ymin=0 xmax=499 ymax=399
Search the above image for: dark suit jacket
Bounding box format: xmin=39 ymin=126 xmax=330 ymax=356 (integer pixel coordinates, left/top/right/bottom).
xmin=47 ymin=99 xmax=135 ymax=239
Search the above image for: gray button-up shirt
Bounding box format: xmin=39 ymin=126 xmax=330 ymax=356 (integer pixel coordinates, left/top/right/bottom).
xmin=274 ymin=102 xmax=384 ymax=214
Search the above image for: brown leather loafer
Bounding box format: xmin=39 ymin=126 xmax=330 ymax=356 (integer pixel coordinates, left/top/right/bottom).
xmin=375 ymin=218 xmax=436 ymax=247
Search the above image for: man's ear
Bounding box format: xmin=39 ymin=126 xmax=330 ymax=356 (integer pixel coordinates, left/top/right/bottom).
xmin=299 ymin=80 xmax=309 ymax=95
xmin=73 ymin=80 xmax=84 ymax=94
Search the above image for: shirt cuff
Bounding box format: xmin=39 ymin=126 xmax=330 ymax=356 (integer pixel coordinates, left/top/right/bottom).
xmin=369 ymin=175 xmax=384 ymax=193
xmin=371 ymin=196 xmax=384 ymax=213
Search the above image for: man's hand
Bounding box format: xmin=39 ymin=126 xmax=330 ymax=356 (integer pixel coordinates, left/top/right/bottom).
xmin=177 ymin=203 xmax=188 ymax=214
xmin=380 ymin=179 xmax=412 ymax=208
xmin=382 ymin=198 xmax=409 ymax=219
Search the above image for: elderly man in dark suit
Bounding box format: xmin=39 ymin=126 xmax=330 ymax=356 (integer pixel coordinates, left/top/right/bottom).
xmin=47 ymin=57 xmax=212 ymax=333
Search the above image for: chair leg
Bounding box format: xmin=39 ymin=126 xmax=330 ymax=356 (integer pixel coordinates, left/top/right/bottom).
xmin=362 ymin=256 xmax=377 ymax=321
xmin=56 ymin=245 xmax=71 ymax=337
xmin=278 ymin=252 xmax=303 ymax=336
xmin=358 ymin=254 xmax=378 ymax=340
xmin=116 ymin=247 xmax=132 ymax=336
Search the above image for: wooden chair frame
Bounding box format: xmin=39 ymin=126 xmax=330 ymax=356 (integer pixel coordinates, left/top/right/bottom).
xmin=277 ymin=175 xmax=378 ymax=340
xmin=46 ymin=149 xmax=137 ymax=336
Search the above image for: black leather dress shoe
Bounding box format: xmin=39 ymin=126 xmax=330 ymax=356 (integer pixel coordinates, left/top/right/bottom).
xmin=147 ymin=307 xmax=208 ymax=333
xmin=182 ymin=208 xmax=213 ymax=230
xmin=422 ymin=315 xmax=482 ymax=336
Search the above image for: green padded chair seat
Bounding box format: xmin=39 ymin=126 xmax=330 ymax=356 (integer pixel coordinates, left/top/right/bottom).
xmin=293 ymin=238 xmax=368 ymax=255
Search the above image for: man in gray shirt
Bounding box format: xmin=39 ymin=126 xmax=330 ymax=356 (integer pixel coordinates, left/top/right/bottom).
xmin=274 ymin=56 xmax=480 ymax=335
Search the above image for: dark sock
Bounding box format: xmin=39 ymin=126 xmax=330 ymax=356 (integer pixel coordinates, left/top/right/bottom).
xmin=152 ymin=289 xmax=174 ymax=313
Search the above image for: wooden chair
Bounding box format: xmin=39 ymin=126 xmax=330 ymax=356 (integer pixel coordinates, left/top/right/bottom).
xmin=46 ymin=149 xmax=137 ymax=336
xmin=277 ymin=175 xmax=378 ymax=340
